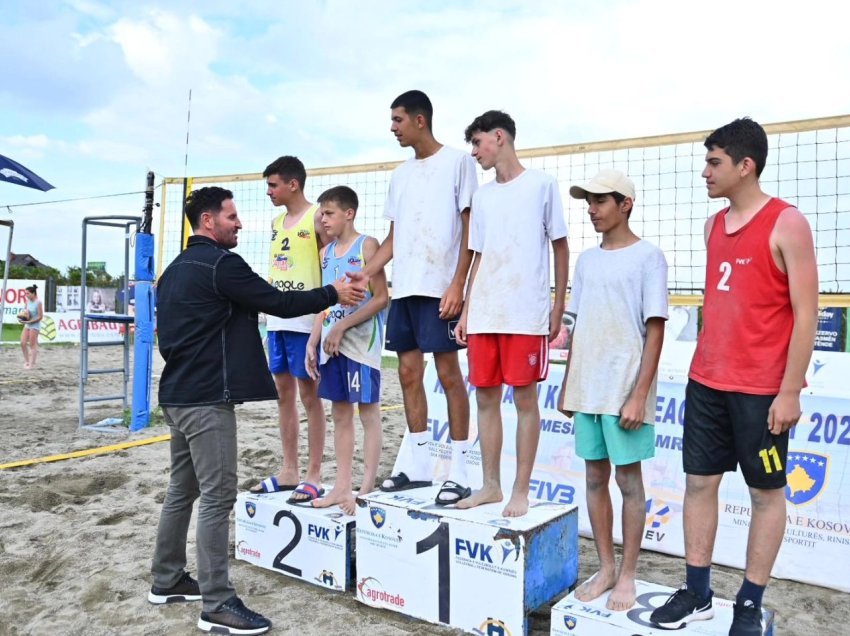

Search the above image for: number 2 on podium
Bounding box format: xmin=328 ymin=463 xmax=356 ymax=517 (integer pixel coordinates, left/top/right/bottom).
xmin=272 ymin=510 xmax=303 ymax=577
xmin=415 ymin=521 xmax=450 ymax=623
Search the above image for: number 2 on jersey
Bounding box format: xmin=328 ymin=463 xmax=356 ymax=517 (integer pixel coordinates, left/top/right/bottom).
xmin=717 ymin=261 xmax=732 ymax=291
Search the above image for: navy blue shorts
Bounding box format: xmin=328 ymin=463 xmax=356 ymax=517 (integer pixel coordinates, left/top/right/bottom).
xmin=384 ymin=296 xmax=463 ymax=354
xmin=318 ymin=354 xmax=381 ymax=403
xmin=267 ymin=330 xmax=314 ymax=380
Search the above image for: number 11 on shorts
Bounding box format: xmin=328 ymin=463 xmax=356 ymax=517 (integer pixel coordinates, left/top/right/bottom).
xmin=759 ymin=446 xmax=783 ymax=474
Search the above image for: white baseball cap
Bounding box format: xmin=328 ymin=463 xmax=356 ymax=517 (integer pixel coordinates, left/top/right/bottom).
xmin=569 ymin=169 xmax=636 ymax=200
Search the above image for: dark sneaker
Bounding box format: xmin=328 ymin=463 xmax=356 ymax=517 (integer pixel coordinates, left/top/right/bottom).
xmin=148 ymin=571 xmax=202 ymax=604
xmin=729 ymin=600 xmax=764 ymax=635
xmin=650 ymin=586 xmax=714 ymax=629
xmin=197 ymin=596 xmax=271 ymax=635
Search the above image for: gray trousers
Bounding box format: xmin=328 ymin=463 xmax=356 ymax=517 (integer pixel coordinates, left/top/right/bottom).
xmin=151 ymin=404 xmax=237 ymax=611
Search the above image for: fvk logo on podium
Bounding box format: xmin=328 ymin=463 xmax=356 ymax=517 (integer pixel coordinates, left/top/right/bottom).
xmin=500 ymin=540 xmax=520 ymax=564
xmin=455 ymin=539 xmax=493 ymax=563
xmin=308 ymin=524 xmax=329 ymax=540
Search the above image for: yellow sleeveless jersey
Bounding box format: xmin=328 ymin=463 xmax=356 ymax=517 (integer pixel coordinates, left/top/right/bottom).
xmin=267 ymin=205 xmax=321 ymax=332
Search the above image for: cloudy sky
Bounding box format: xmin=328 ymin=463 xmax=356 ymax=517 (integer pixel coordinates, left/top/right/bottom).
xmin=1 ymin=0 xmax=849 ymax=274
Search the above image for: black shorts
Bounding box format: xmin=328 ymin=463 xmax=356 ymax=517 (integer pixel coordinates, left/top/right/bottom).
xmin=683 ymin=379 xmax=788 ymax=489
xmin=384 ymin=296 xmax=463 ymax=354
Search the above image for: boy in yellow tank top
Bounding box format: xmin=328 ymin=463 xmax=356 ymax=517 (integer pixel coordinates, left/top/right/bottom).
xmin=250 ymin=156 xmax=331 ymax=503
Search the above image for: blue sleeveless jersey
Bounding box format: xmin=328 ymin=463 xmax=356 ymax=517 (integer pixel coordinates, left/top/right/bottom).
xmin=320 ymin=234 xmax=384 ymax=368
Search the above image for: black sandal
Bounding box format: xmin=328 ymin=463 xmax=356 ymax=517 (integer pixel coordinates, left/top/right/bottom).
xmin=379 ymin=472 xmax=432 ymax=492
xmin=435 ymin=480 xmax=471 ymax=506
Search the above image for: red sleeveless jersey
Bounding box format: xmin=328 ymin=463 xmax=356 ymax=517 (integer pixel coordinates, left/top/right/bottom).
xmin=689 ymin=197 xmax=794 ymax=394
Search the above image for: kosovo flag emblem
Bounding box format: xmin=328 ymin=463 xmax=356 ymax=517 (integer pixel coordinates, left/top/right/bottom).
xmin=370 ymin=506 xmax=386 ymax=528
xmin=563 ymin=615 xmax=577 ymax=630
xmin=785 ymin=452 xmax=828 ymax=506
xmin=245 ymin=501 xmax=257 ymax=518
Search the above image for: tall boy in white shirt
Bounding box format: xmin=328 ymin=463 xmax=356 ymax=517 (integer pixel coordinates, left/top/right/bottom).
xmin=455 ymin=110 xmax=569 ymax=517
xmin=351 ymin=90 xmax=479 ymax=506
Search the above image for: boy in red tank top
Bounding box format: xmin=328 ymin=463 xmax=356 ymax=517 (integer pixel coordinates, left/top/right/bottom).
xmin=650 ymin=119 xmax=818 ymax=635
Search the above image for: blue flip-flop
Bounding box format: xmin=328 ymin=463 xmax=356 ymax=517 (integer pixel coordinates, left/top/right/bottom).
xmin=287 ymin=481 xmax=325 ymax=504
xmin=249 ymin=476 xmax=298 ymax=494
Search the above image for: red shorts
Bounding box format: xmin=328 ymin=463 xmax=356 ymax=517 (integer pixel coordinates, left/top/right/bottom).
xmin=467 ymin=334 xmax=549 ymax=388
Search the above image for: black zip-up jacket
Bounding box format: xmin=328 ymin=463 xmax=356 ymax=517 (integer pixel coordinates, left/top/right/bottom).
xmin=157 ymin=235 xmax=338 ymax=406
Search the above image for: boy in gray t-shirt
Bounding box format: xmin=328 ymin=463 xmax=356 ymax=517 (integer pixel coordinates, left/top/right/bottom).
xmin=561 ymin=170 xmax=668 ymax=611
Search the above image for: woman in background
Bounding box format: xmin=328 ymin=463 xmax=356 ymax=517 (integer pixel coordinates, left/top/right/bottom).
xmin=20 ymin=284 xmax=43 ymax=369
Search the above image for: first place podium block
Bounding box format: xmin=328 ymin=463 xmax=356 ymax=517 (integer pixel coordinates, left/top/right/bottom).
xmin=356 ymin=486 xmax=578 ymax=635
xmin=551 ymin=580 xmax=775 ymax=636
xmin=234 ymin=491 xmax=355 ymax=591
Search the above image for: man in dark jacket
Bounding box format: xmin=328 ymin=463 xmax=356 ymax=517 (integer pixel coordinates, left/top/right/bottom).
xmin=148 ymin=186 xmax=363 ymax=635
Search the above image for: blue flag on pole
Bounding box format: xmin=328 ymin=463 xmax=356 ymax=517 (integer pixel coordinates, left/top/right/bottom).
xmin=0 ymin=154 xmax=55 ymax=192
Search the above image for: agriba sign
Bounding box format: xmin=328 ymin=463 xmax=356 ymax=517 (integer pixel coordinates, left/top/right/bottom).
xmin=36 ymin=312 xmax=125 ymax=344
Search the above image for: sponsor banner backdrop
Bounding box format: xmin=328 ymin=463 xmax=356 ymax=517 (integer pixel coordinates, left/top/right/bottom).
xmin=2 ymin=279 xmax=45 ymax=324
xmin=815 ymin=307 xmax=844 ymax=352
xmin=35 ymin=312 xmax=125 ymax=344
xmin=409 ymin=345 xmax=850 ymax=593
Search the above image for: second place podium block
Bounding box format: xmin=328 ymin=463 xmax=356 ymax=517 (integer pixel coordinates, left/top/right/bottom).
xmin=234 ymin=491 xmax=356 ymax=592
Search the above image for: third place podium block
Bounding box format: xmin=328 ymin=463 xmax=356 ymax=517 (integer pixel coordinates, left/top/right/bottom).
xmin=551 ymin=580 xmax=775 ymax=636
xmin=234 ymin=491 xmax=355 ymax=591
xmin=355 ymin=486 xmax=578 ymax=635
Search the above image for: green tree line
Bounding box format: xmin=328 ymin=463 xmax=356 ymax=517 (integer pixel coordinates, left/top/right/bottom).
xmin=0 ymin=261 xmax=115 ymax=286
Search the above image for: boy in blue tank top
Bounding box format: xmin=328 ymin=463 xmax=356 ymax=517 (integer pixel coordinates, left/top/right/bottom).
xmin=306 ymin=186 xmax=389 ymax=515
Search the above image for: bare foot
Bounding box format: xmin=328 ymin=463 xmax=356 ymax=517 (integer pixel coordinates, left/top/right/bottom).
xmin=277 ymin=468 xmax=300 ymax=486
xmin=312 ymin=488 xmax=355 ymax=515
xmin=605 ymin=575 xmax=637 ymax=611
xmin=574 ymin=569 xmax=618 ymax=602
xmin=502 ymin=491 xmax=529 ymax=517
xmin=456 ymin=483 xmax=503 ymax=510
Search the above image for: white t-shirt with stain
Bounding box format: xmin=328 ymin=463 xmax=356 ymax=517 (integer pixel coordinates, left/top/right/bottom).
xmin=563 ymin=239 xmax=669 ymax=424
xmin=467 ymin=168 xmax=568 ymax=335
xmin=384 ymin=145 xmax=478 ymax=299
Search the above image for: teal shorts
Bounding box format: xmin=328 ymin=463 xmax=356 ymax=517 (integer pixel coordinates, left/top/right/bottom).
xmin=574 ymin=412 xmax=655 ymax=465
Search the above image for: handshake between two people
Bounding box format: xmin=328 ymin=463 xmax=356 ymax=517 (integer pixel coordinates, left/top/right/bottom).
xmin=330 ymin=269 xmax=370 ymax=307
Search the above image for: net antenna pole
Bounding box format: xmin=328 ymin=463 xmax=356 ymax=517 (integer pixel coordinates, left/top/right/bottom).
xmin=0 ymin=219 xmax=14 ymax=345
xmin=180 ymin=89 xmax=192 ymax=248
xmin=184 ymin=89 xmax=191 ymax=180
xmin=130 ymin=171 xmax=156 ymax=431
